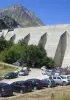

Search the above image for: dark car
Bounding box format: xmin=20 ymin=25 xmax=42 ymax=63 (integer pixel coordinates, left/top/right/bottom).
xmin=25 ymin=79 xmax=43 ymax=91
xmin=0 ymin=83 xmax=13 ymax=97
xmin=41 ymin=78 xmax=56 ymax=88
xmin=4 ymin=72 xmax=18 ymax=79
xmin=10 ymin=81 xmax=32 ymax=93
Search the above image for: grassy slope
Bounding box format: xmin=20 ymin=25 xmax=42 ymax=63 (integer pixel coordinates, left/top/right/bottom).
xmin=2 ymin=86 xmax=70 ymax=100
xmin=0 ymin=62 xmax=18 ymax=76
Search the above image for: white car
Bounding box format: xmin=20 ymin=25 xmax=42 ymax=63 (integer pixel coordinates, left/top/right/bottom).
xmin=19 ymin=69 xmax=29 ymax=76
xmin=42 ymin=69 xmax=52 ymax=76
xmin=49 ymin=75 xmax=70 ymax=86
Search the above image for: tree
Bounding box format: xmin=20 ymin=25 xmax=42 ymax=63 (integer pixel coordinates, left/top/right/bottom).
xmin=0 ymin=36 xmax=7 ymax=52
xmin=6 ymin=40 xmax=13 ymax=48
xmin=4 ymin=49 xmax=20 ymax=64
xmin=18 ymin=39 xmax=27 ymax=46
xmin=0 ymin=40 xmax=55 ymax=68
xmin=21 ymin=45 xmax=47 ymax=67
xmin=0 ymin=36 xmax=13 ymax=52
xmin=41 ymin=57 xmax=55 ymax=69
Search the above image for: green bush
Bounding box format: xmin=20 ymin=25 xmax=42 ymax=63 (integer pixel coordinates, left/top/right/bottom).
xmin=21 ymin=44 xmax=47 ymax=67
xmin=4 ymin=49 xmax=20 ymax=63
xmin=0 ymin=38 xmax=55 ymax=68
xmin=41 ymin=57 xmax=55 ymax=69
xmin=0 ymin=36 xmax=13 ymax=52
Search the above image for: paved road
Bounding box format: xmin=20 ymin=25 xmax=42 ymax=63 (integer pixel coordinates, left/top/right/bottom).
xmin=1 ymin=68 xmax=49 ymax=84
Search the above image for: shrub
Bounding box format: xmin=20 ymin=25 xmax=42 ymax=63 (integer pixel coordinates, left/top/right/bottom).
xmin=41 ymin=57 xmax=55 ymax=69
xmin=0 ymin=38 xmax=55 ymax=68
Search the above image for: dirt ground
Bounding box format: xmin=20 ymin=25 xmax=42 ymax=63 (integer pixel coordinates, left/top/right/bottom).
xmin=1 ymin=85 xmax=70 ymax=100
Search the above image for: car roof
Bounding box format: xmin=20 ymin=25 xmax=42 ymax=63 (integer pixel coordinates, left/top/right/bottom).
xmin=49 ymin=75 xmax=60 ymax=77
xmin=0 ymin=83 xmax=9 ymax=86
xmin=61 ymin=75 xmax=70 ymax=77
xmin=5 ymin=72 xmax=14 ymax=76
xmin=6 ymin=72 xmax=14 ymax=74
xmin=12 ymin=81 xmax=25 ymax=84
xmin=42 ymin=78 xmax=49 ymax=80
xmin=26 ymin=78 xmax=40 ymax=81
xmin=20 ymin=69 xmax=25 ymax=71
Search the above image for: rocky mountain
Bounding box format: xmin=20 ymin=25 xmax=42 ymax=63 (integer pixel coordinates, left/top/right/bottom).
xmin=0 ymin=5 xmax=44 ymax=29
xmin=0 ymin=16 xmax=19 ymax=29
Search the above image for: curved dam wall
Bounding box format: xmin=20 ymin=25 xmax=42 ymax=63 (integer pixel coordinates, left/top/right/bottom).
xmin=2 ymin=24 xmax=70 ymax=68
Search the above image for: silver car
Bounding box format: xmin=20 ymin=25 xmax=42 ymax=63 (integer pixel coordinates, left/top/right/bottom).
xmin=49 ymin=75 xmax=70 ymax=86
xmin=19 ymin=69 xmax=28 ymax=76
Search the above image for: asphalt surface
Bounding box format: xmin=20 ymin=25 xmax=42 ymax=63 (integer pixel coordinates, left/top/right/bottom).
xmin=1 ymin=68 xmax=49 ymax=84
xmin=0 ymin=68 xmax=70 ymax=100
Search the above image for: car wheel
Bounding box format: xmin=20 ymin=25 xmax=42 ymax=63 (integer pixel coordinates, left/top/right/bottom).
xmin=62 ymin=82 xmax=67 ymax=86
xmin=28 ymin=87 xmax=32 ymax=92
xmin=47 ymin=84 xmax=51 ymax=88
xmin=20 ymin=90 xmax=24 ymax=94
xmin=32 ymin=86 xmax=37 ymax=91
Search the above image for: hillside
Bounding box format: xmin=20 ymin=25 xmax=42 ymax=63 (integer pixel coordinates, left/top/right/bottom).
xmin=1 ymin=86 xmax=70 ymax=100
xmin=0 ymin=5 xmax=44 ymax=29
xmin=0 ymin=16 xmax=19 ymax=29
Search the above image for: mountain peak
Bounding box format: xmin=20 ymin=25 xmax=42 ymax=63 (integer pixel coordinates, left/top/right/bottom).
xmin=0 ymin=4 xmax=44 ymax=29
xmin=8 ymin=4 xmax=24 ymax=9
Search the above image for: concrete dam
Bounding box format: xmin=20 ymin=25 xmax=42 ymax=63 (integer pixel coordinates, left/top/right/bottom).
xmin=1 ymin=24 xmax=70 ymax=68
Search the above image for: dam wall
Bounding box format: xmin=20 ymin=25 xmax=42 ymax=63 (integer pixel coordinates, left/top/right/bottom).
xmin=1 ymin=24 xmax=70 ymax=67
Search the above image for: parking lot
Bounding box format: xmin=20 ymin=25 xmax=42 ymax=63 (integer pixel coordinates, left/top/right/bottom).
xmin=0 ymin=68 xmax=49 ymax=100
xmin=1 ymin=67 xmax=70 ymax=100
xmin=1 ymin=68 xmax=49 ymax=84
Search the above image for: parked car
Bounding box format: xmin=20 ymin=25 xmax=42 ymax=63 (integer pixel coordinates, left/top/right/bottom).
xmin=63 ymin=67 xmax=70 ymax=75
xmin=19 ymin=69 xmax=29 ymax=76
xmin=25 ymin=79 xmax=43 ymax=91
xmin=41 ymin=78 xmax=56 ymax=87
xmin=10 ymin=81 xmax=32 ymax=93
xmin=41 ymin=67 xmax=66 ymax=76
xmin=0 ymin=83 xmax=13 ymax=97
xmin=4 ymin=72 xmax=18 ymax=79
xmin=52 ymin=68 xmax=65 ymax=75
xmin=49 ymin=75 xmax=70 ymax=86
xmin=41 ymin=68 xmax=54 ymax=76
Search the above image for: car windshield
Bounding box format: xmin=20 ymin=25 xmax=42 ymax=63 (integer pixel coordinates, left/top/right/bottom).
xmin=42 ymin=79 xmax=50 ymax=82
xmin=5 ymin=72 xmax=13 ymax=76
xmin=16 ymin=81 xmax=24 ymax=86
xmin=3 ymin=85 xmax=11 ymax=89
xmin=67 ymin=76 xmax=70 ymax=79
xmin=20 ymin=70 xmax=24 ymax=72
xmin=61 ymin=76 xmax=66 ymax=79
xmin=31 ymin=79 xmax=40 ymax=83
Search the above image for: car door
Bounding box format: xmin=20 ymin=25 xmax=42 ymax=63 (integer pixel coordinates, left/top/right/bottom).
xmin=11 ymin=82 xmax=21 ymax=92
xmin=13 ymin=73 xmax=16 ymax=78
xmin=24 ymin=82 xmax=31 ymax=92
xmin=53 ymin=76 xmax=57 ymax=84
xmin=56 ymin=76 xmax=62 ymax=84
xmin=42 ymin=79 xmax=48 ymax=87
xmin=10 ymin=73 xmax=14 ymax=78
xmin=0 ymin=87 xmax=2 ymax=94
xmin=45 ymin=79 xmax=50 ymax=86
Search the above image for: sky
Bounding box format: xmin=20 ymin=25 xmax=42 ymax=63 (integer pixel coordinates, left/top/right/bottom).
xmin=0 ymin=0 xmax=70 ymax=25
